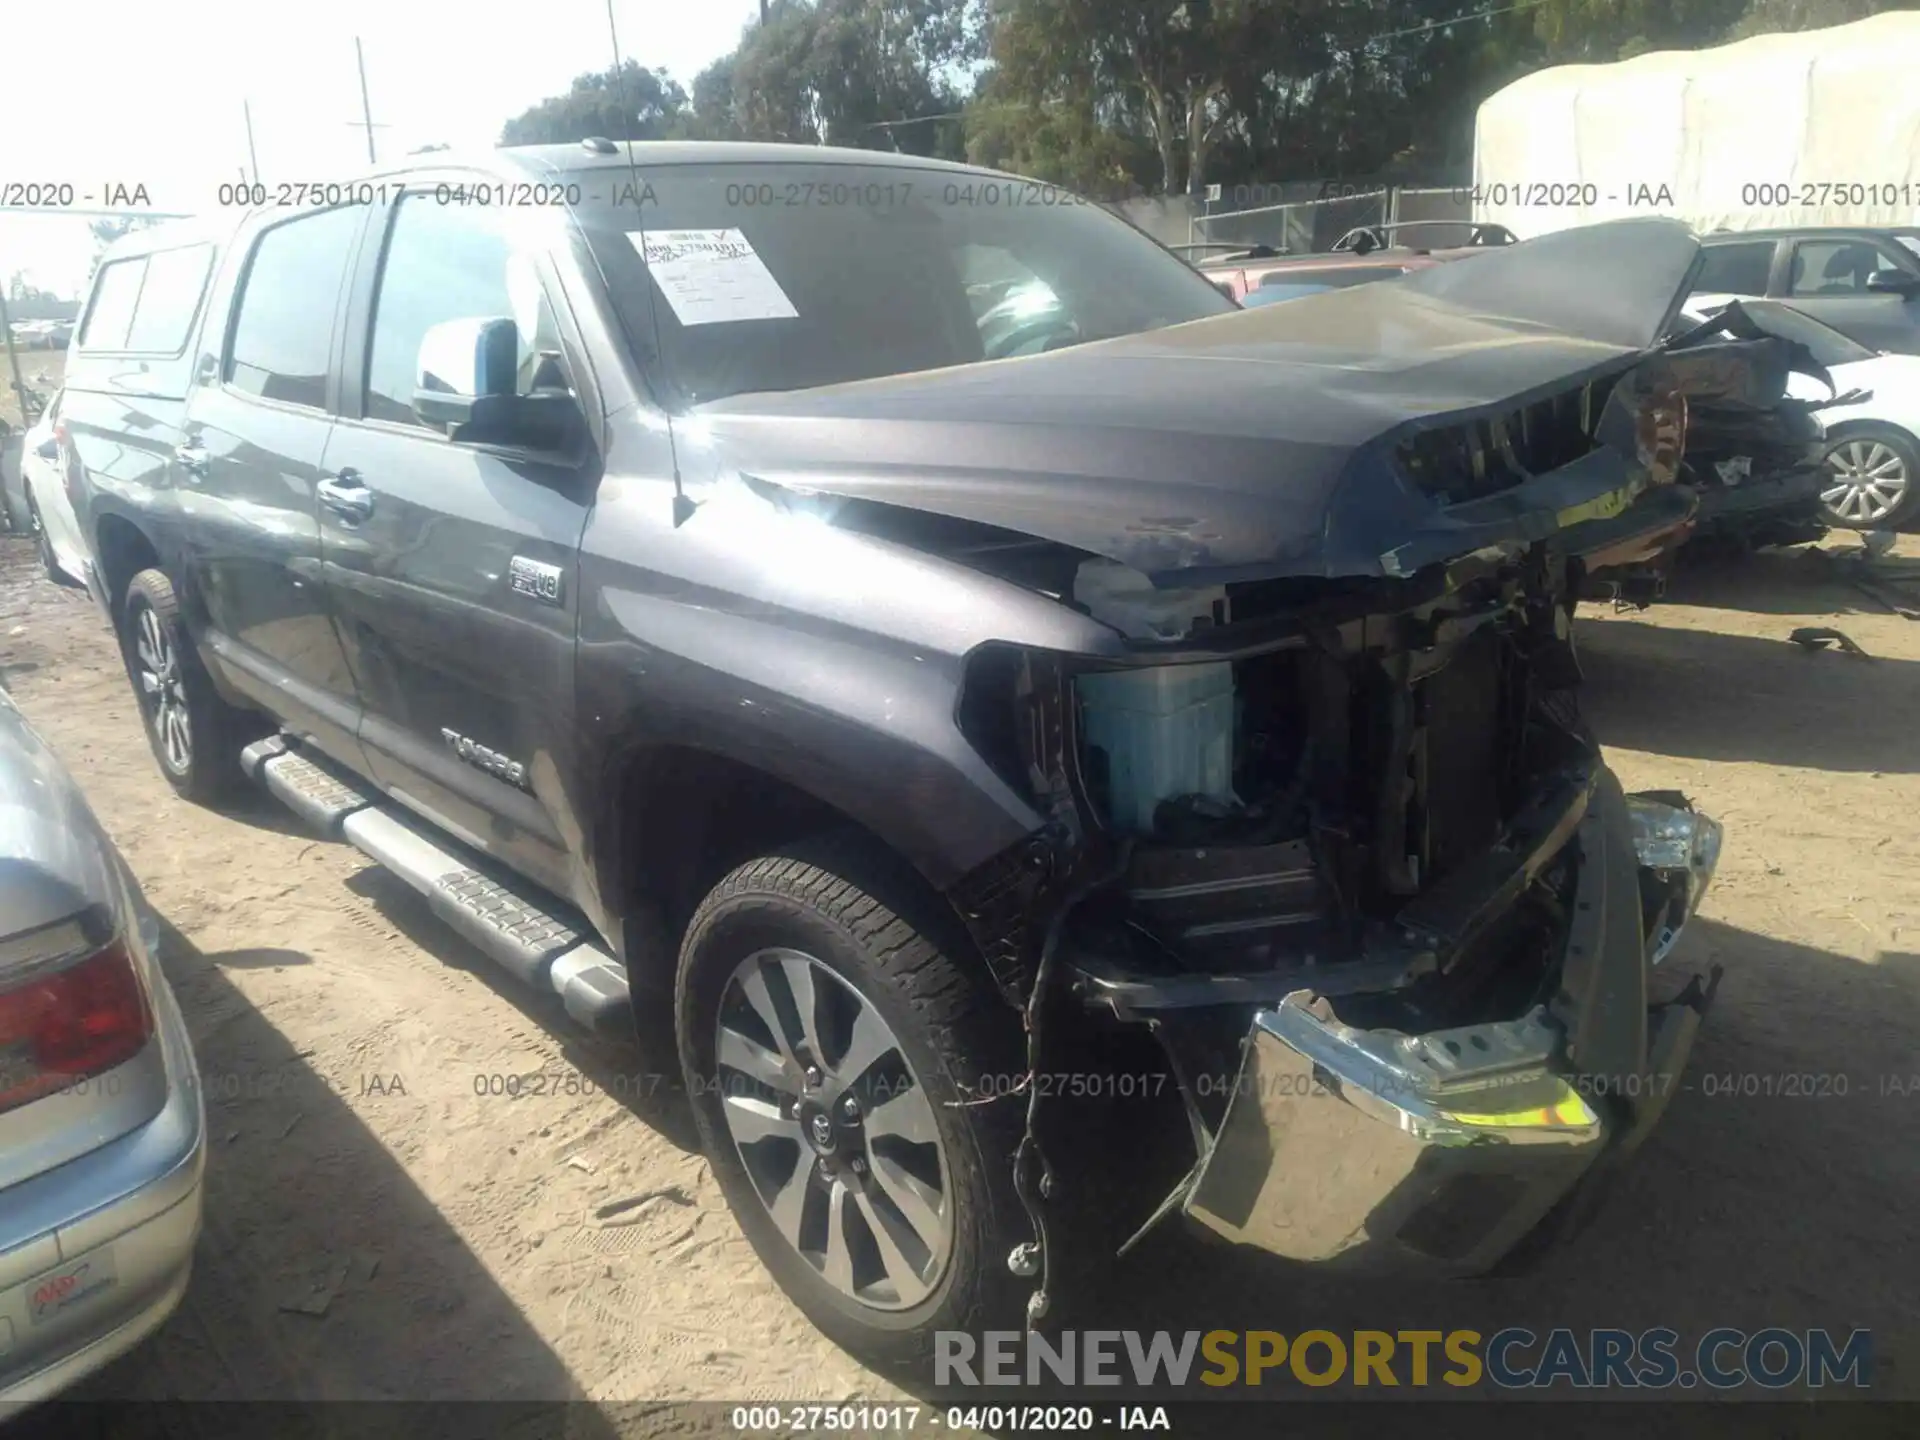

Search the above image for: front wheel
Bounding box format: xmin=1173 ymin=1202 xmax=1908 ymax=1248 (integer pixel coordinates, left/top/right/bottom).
xmin=1819 ymin=425 xmax=1918 ymax=529
xmin=118 ymin=568 xmax=258 ymax=805
xmin=676 ymin=838 xmax=1029 ymax=1373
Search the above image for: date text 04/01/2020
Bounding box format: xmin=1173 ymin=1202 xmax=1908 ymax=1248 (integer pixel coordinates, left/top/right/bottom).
xmin=729 ymin=1404 xmax=1172 ymax=1433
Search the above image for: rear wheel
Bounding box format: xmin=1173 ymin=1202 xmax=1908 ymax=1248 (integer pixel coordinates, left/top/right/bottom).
xmin=118 ymin=568 xmax=259 ymax=805
xmin=1819 ymin=425 xmax=1918 ymax=529
xmin=676 ymin=838 xmax=1028 ymax=1373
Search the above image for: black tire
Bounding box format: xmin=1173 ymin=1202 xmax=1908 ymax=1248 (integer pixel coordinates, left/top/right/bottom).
xmin=1818 ymin=423 xmax=1919 ymax=530
xmin=676 ymin=836 xmax=1029 ymax=1375
xmin=118 ymin=568 xmax=259 ymax=805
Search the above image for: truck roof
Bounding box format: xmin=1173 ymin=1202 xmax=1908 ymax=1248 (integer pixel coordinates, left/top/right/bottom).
xmin=1702 ymin=225 xmax=1920 ymax=241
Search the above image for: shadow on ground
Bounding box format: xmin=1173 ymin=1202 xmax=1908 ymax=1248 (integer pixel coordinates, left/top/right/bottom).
xmin=1026 ymin=919 xmax=1919 ymax=1413
xmin=1664 ymin=542 xmax=1920 ymax=619
xmin=340 ymin=864 xmax=701 ymax=1153
xmin=13 ymin=916 xmax=634 ymax=1440
xmin=1578 ymin=617 xmax=1920 ymax=773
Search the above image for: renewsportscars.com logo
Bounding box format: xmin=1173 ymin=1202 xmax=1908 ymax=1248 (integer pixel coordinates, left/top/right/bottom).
xmin=935 ymin=1327 xmax=1873 ymax=1390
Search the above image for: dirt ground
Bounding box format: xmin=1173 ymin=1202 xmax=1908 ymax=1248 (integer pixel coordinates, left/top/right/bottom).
xmin=1 ymin=530 xmax=1916 ymax=1425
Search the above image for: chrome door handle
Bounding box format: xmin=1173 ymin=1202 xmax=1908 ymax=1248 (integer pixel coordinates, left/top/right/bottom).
xmin=317 ymin=471 xmax=373 ymax=523
xmin=174 ymin=443 xmax=209 ymax=481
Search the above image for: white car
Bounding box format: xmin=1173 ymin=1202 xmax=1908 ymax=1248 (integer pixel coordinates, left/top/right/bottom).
xmin=18 ymin=396 xmax=91 ymax=589
xmin=1686 ymin=294 xmax=1920 ymax=527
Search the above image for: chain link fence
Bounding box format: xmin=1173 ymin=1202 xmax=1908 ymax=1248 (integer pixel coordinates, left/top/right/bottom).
xmin=1194 ymin=185 xmax=1471 ymax=254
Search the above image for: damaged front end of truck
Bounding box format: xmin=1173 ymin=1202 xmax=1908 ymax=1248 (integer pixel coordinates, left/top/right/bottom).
xmin=691 ymin=220 xmax=1823 ymax=1310
xmin=921 ymin=225 xmax=1830 ymax=1300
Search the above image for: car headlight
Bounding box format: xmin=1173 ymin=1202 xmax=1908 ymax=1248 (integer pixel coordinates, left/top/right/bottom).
xmin=1627 ymin=795 xmax=1723 ymax=919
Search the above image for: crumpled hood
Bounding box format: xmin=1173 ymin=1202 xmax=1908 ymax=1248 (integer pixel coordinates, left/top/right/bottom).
xmin=680 ymin=218 xmax=1707 ymax=583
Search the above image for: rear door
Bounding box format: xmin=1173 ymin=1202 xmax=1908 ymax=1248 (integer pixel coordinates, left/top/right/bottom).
xmin=61 ymin=241 xmax=217 ymax=606
xmin=1783 ymin=236 xmax=1920 ymax=355
xmin=316 ymin=188 xmax=597 ymax=899
xmin=175 ymin=205 xmax=371 ymax=767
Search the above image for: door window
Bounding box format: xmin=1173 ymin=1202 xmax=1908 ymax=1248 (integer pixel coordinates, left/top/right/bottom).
xmin=225 ymin=206 xmax=365 ymax=408
xmin=364 ymin=196 xmax=569 ymax=429
xmin=78 ymin=259 xmax=146 ymax=349
xmin=1789 ymin=240 xmax=1908 ymax=296
xmin=1692 ymin=241 xmax=1774 ymax=297
xmin=124 ymin=244 xmax=216 ymax=354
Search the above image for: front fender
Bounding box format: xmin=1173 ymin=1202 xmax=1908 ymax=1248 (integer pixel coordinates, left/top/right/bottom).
xmin=574 ymin=585 xmax=1047 ymax=916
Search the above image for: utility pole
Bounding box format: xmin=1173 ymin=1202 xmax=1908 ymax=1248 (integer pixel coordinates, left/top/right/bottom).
xmin=356 ymin=37 xmax=377 ymax=164
xmin=0 ymin=287 xmax=28 ymax=432
xmin=243 ymin=99 xmax=261 ymax=185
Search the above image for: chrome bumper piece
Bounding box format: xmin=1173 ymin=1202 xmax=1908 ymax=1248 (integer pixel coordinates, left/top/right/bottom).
xmin=1183 ymin=789 xmax=1722 ymax=1276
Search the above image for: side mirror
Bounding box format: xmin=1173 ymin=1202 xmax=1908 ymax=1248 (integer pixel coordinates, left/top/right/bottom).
xmin=34 ymin=438 xmax=57 ymax=461
xmin=413 ymin=317 xmax=577 ymax=451
xmin=1865 ymin=270 xmax=1920 ymax=296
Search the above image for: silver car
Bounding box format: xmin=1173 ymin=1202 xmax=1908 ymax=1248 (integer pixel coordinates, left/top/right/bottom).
xmin=0 ymin=685 xmax=206 ymax=1413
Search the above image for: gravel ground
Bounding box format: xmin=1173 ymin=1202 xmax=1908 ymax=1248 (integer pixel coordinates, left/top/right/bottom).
xmin=0 ymin=532 xmax=1915 ymax=1433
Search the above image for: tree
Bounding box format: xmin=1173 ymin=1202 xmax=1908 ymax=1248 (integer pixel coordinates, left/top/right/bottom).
xmin=8 ymin=273 xmax=58 ymax=303
xmin=1723 ymin=0 xmax=1917 ymax=38
xmin=982 ymin=0 xmax=1333 ymax=196
xmin=499 ymin=61 xmax=689 ymax=144
xmin=1530 ymin=0 xmax=1750 ymax=60
xmin=683 ymin=0 xmax=976 ymax=156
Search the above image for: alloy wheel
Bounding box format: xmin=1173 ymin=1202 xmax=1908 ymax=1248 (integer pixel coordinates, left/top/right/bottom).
xmin=1821 ymin=439 xmax=1910 ymax=525
xmin=714 ymin=948 xmax=952 ymax=1311
xmin=134 ymin=603 xmax=192 ymax=773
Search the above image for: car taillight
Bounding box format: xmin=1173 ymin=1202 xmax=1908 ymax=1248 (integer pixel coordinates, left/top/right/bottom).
xmin=0 ymin=940 xmax=153 ymax=1117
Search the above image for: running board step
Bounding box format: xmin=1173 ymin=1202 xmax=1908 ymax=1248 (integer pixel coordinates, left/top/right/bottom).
xmin=243 ymin=740 xmax=379 ymax=837
xmin=340 ymin=807 xmax=631 ymax=1037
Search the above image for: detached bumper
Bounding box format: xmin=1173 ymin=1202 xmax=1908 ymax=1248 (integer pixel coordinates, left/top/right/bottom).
xmin=1183 ymin=782 xmax=1722 ymax=1275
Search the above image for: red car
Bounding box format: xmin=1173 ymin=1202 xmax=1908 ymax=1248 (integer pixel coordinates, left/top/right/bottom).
xmin=1191 ymin=220 xmax=1518 ymax=301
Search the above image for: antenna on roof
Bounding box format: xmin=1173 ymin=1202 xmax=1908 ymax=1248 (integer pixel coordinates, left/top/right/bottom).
xmin=602 ymin=0 xmax=693 ymax=528
xmin=582 ymin=136 xmax=619 ymax=155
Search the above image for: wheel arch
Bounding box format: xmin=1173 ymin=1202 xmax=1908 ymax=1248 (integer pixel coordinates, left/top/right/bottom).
xmin=93 ymin=511 xmax=163 ymax=625
xmin=592 ymin=739 xmax=1022 ymax=1005
xmin=1820 ymin=415 xmax=1919 ymax=446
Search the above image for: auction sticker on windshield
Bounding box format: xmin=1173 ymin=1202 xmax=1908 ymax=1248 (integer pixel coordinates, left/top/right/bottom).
xmin=628 ymin=228 xmax=798 ymax=326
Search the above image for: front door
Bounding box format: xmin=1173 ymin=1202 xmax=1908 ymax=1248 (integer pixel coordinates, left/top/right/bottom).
xmin=317 ymin=191 xmax=595 ymax=899
xmin=1785 ymin=237 xmax=1920 ymax=355
xmin=177 ymin=204 xmax=371 ymax=767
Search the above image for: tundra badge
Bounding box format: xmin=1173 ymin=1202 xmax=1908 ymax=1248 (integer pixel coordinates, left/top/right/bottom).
xmin=508 ymin=556 xmax=564 ymax=606
xmin=441 ymin=729 xmax=529 ymax=788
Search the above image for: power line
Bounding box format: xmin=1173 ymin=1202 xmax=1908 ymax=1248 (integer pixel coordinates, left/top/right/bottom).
xmin=1366 ymin=0 xmax=1555 ymax=44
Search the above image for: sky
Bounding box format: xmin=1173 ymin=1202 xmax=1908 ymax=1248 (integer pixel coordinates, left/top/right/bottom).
xmin=0 ymin=0 xmax=762 ymax=298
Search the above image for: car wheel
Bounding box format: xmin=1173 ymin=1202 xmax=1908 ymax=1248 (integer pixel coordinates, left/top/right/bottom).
xmin=1819 ymin=426 xmax=1918 ymax=529
xmin=119 ymin=568 xmax=257 ymax=804
xmin=676 ymin=837 xmax=1028 ymax=1373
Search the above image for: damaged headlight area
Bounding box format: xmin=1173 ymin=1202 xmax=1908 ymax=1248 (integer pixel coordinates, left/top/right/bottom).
xmin=1627 ymin=792 xmax=1724 ymax=964
xmin=949 ymin=545 xmax=1726 ymax=1283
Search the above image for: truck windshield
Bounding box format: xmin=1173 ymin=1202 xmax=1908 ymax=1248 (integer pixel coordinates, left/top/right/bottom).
xmin=570 ymin=161 xmax=1234 ymax=408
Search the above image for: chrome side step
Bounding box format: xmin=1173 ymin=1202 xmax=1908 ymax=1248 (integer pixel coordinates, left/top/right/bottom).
xmin=246 ymin=738 xmax=630 ymax=1037
xmin=241 ymin=735 xmax=380 ymax=837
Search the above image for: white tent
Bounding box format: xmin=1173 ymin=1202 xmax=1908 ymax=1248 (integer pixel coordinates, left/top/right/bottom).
xmin=1471 ymin=11 xmax=1920 ymax=238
